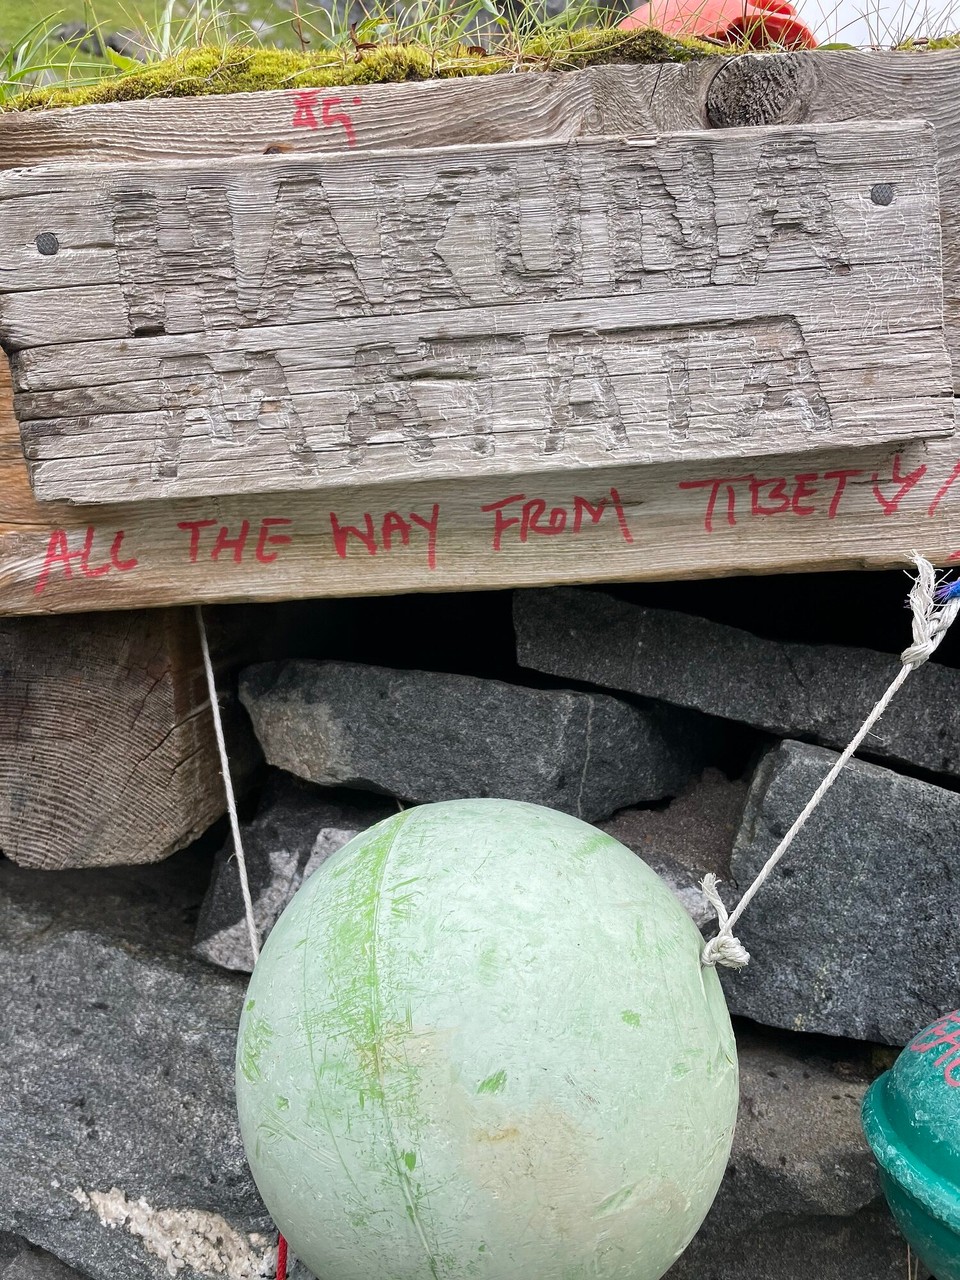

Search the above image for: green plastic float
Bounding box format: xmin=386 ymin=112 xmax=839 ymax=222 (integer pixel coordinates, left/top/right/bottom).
xmin=863 ymin=1011 xmax=960 ymax=1280
xmin=236 ymin=799 xmax=739 ymax=1280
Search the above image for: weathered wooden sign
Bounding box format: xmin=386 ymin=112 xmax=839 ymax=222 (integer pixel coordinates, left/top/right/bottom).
xmin=5 ymin=355 xmax=960 ymax=618
xmin=3 ymin=52 xmax=960 ymax=616
xmin=0 ymin=119 xmax=951 ymax=505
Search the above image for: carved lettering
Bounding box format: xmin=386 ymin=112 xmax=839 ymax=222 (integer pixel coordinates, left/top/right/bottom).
xmin=733 ymin=135 xmax=850 ymax=283
xmin=490 ymin=150 xmax=584 ymax=297
xmin=374 ymin=172 xmax=468 ymax=310
xmin=153 ymin=350 xmax=310 ymax=482
xmin=241 ymin=175 xmax=369 ymax=324
xmin=608 ymin=142 xmax=719 ymax=288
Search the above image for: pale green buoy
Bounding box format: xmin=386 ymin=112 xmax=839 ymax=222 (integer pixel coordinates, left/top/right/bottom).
xmin=236 ymin=799 xmax=738 ymax=1280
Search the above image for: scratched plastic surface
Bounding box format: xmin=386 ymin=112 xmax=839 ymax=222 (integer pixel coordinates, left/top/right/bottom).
xmin=863 ymin=1012 xmax=960 ymax=1280
xmin=236 ymin=799 xmax=738 ymax=1280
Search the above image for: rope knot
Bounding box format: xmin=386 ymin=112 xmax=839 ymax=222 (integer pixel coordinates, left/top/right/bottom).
xmin=700 ymin=874 xmax=750 ymax=969
xmin=901 ymin=552 xmax=960 ymax=670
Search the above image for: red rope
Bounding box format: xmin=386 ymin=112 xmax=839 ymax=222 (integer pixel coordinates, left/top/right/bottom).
xmin=276 ymin=1233 xmax=288 ymax=1280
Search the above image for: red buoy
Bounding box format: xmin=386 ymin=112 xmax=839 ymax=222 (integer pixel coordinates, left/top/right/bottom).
xmin=619 ymin=0 xmax=818 ymax=50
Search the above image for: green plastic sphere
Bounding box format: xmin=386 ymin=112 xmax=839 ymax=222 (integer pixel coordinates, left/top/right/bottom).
xmin=863 ymin=1010 xmax=960 ymax=1280
xmin=236 ymin=799 xmax=738 ymax=1280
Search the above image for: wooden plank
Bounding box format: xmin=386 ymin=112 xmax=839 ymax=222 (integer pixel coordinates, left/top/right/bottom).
xmin=3 ymin=353 xmax=960 ymax=618
xmin=6 ymin=52 xmax=960 ymax=377
xmin=0 ymin=121 xmax=951 ymax=504
xmin=588 ymin=51 xmax=960 ymax=385
xmin=0 ymin=606 xmax=255 ymax=867
xmin=0 ymin=72 xmax=597 ymax=168
xmin=3 ymin=53 xmax=960 ymax=615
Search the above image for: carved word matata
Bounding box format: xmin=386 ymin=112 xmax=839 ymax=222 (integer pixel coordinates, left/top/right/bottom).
xmin=0 ymin=120 xmax=952 ymax=504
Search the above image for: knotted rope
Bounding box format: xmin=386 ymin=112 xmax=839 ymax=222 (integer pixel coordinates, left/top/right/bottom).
xmin=701 ymin=554 xmax=960 ymax=970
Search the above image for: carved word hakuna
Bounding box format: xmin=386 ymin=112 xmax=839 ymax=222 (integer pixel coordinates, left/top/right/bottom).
xmin=111 ymin=135 xmax=849 ymax=338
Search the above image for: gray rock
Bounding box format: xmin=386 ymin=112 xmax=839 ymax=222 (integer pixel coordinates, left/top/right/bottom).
xmin=669 ymin=1198 xmax=916 ymax=1280
xmin=721 ymin=739 xmax=960 ymax=1045
xmin=0 ymin=1235 xmax=85 ymax=1280
xmin=598 ymin=770 xmax=748 ymax=928
xmin=53 ymin=24 xmax=104 ymax=56
xmin=240 ymin=661 xmax=705 ymax=822
xmin=514 ymin=587 xmax=960 ymax=778
xmin=667 ymin=1027 xmax=919 ymax=1279
xmin=0 ymin=852 xmax=276 ymax=1280
xmin=195 ymin=770 xmax=395 ymax=972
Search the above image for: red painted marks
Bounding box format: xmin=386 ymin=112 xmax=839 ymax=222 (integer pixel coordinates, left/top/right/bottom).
xmin=871 ymin=453 xmax=927 ymax=516
xmin=679 ymin=456 xmax=941 ymax=533
xmin=823 ymin=469 xmax=864 ymax=519
xmin=330 ymin=505 xmax=440 ymax=569
xmin=481 ymin=488 xmax=634 ymax=551
xmin=928 ymin=460 xmax=960 ymax=518
xmin=176 ymin=518 xmax=295 ymax=566
xmin=291 ymin=91 xmax=358 ymax=145
xmin=28 ymin=451 xmax=960 ymax=598
xmin=678 ymin=476 xmax=751 ymax=534
xmin=211 ymin=520 xmax=251 ymax=563
xmin=256 ymin=518 xmax=294 ymax=564
xmin=909 ymin=1011 xmax=960 ymax=1087
xmin=34 ymin=527 xmax=138 ymax=595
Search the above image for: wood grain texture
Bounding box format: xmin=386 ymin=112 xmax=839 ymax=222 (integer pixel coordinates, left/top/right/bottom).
xmin=588 ymin=50 xmax=960 ymax=380
xmin=2 ymin=53 xmax=960 ymax=613
xmin=1 ymin=121 xmax=951 ymax=503
xmin=0 ymin=607 xmax=251 ymax=867
xmin=4 ymin=353 xmax=960 ymax=618
xmin=0 ymin=72 xmax=596 ymax=169
xmin=5 ymin=49 xmax=960 ymax=376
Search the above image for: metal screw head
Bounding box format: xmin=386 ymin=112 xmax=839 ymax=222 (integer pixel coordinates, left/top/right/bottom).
xmin=871 ymin=183 xmax=895 ymax=207
xmin=35 ymin=232 xmax=59 ymax=256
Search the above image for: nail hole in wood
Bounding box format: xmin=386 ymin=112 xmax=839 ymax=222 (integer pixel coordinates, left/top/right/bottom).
xmin=35 ymin=232 xmax=60 ymax=256
xmin=871 ymin=183 xmax=895 ymax=206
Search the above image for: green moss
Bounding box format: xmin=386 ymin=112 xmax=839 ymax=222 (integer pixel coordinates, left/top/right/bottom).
xmin=6 ymin=27 xmax=723 ymax=111
xmin=896 ymin=33 xmax=960 ymax=49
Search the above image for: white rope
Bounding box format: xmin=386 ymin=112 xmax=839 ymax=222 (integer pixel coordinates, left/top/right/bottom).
xmin=701 ymin=553 xmax=960 ymax=970
xmin=195 ymin=605 xmax=261 ymax=965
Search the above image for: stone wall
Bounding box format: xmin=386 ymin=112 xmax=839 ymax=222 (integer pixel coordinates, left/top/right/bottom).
xmin=4 ymin=569 xmax=954 ymax=1280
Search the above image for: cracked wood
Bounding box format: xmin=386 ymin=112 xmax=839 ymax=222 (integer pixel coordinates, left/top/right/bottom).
xmin=0 ymin=121 xmax=952 ymax=504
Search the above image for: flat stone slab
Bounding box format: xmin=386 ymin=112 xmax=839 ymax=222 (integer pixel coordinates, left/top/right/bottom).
xmin=597 ymin=769 xmax=748 ymax=928
xmin=720 ymin=739 xmax=960 ymax=1045
xmin=239 ymin=660 xmax=705 ymax=822
xmin=668 ymin=1027 xmax=914 ymax=1280
xmin=195 ymin=770 xmax=395 ymax=973
xmin=514 ymin=586 xmax=960 ymax=779
xmin=0 ymin=851 xmax=273 ymax=1280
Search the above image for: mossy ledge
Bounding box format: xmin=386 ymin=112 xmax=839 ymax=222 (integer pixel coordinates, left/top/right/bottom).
xmin=7 ymin=28 xmax=724 ymax=112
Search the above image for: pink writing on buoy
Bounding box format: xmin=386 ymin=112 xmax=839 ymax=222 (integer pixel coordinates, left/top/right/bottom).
xmin=909 ymin=1011 xmax=960 ymax=1087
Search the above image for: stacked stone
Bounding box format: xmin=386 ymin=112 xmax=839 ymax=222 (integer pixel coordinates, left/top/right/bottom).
xmin=4 ymin=581 xmax=955 ymax=1279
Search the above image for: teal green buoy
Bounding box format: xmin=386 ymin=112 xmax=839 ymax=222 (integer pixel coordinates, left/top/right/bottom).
xmin=236 ymin=799 xmax=738 ymax=1280
xmin=863 ymin=1011 xmax=960 ymax=1280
